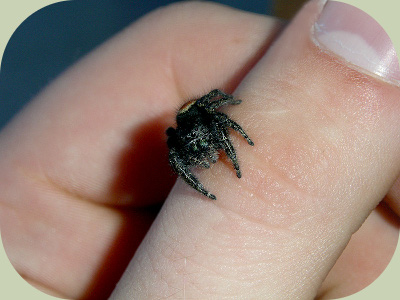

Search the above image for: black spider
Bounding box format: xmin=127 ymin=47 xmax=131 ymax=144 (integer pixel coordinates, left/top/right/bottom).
xmin=166 ymin=89 xmax=254 ymax=200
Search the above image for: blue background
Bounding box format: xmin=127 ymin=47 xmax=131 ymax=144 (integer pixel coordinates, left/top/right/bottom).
xmin=0 ymin=0 xmax=274 ymax=129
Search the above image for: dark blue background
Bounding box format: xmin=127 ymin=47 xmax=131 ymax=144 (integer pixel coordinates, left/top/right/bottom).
xmin=0 ymin=0 xmax=274 ymax=129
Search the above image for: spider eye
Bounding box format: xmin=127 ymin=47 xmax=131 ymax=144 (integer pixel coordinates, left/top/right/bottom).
xmin=178 ymin=100 xmax=196 ymax=114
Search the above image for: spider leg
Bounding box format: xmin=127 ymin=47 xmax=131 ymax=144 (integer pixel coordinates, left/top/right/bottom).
xmin=218 ymin=128 xmax=242 ymax=178
xmin=201 ymin=89 xmax=229 ymax=100
xmin=207 ymin=97 xmax=242 ymax=111
xmin=201 ymin=89 xmax=242 ymax=111
xmin=169 ymin=148 xmax=216 ymax=200
xmin=216 ymin=112 xmax=254 ymax=146
xmin=199 ymin=89 xmax=237 ymax=107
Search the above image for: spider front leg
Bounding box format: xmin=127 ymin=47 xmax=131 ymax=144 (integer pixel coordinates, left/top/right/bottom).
xmin=208 ymin=97 xmax=242 ymax=111
xmin=198 ymin=89 xmax=236 ymax=107
xmin=216 ymin=112 xmax=254 ymax=146
xmin=202 ymin=90 xmax=242 ymax=111
xmin=217 ymin=128 xmax=242 ymax=178
xmin=200 ymin=89 xmax=231 ymax=101
xmin=168 ymin=148 xmax=216 ymax=200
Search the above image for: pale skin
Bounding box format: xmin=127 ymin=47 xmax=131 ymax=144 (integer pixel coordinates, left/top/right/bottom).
xmin=0 ymin=1 xmax=399 ymax=299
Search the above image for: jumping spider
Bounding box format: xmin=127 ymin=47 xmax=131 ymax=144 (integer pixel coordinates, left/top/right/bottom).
xmin=166 ymin=89 xmax=254 ymax=200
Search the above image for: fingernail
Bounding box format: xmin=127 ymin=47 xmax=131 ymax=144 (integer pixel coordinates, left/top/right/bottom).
xmin=313 ymin=1 xmax=400 ymax=84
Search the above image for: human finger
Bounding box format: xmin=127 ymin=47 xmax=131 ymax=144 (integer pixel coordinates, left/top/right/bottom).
xmin=0 ymin=3 xmax=281 ymax=299
xmin=111 ymin=1 xmax=400 ymax=299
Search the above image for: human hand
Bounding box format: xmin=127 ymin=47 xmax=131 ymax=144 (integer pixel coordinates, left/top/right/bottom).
xmin=1 ymin=1 xmax=399 ymax=299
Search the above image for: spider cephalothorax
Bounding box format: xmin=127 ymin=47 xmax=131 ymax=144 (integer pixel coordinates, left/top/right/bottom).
xmin=166 ymin=89 xmax=254 ymax=200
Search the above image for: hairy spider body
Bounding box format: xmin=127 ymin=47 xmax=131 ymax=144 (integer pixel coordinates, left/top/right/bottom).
xmin=166 ymin=89 xmax=254 ymax=200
